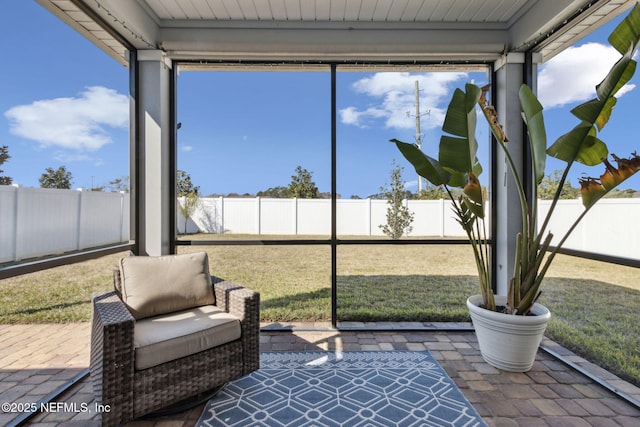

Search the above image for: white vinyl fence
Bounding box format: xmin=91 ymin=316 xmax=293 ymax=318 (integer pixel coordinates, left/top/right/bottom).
xmin=1 ymin=185 xmax=130 ymax=263
xmin=538 ymin=198 xmax=640 ymax=260
xmin=2 ymin=186 xmax=637 ymax=265
xmin=179 ymin=197 xmax=465 ymax=237
xmin=180 ymin=196 xmax=640 ymax=261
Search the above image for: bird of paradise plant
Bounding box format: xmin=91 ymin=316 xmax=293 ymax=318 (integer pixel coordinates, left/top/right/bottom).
xmin=393 ymin=2 xmax=640 ymax=316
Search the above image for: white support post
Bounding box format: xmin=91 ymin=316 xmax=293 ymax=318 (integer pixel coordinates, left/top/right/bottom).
xmin=120 ymin=191 xmax=127 ymax=242
xmin=293 ymin=198 xmax=298 ymax=235
xmin=76 ymin=189 xmax=83 ymax=251
xmin=219 ymin=196 xmax=224 ymax=234
xmin=440 ymin=198 xmax=445 ymax=237
xmin=256 ymin=197 xmax=261 ymax=235
xmin=367 ymin=198 xmax=372 ymax=236
xmin=493 ymin=52 xmax=532 ymax=295
xmin=12 ymin=185 xmax=20 ymax=262
xmin=136 ymin=50 xmax=173 ymax=256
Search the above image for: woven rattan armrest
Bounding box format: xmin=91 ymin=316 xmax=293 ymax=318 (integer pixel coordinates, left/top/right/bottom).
xmin=90 ymin=291 xmax=135 ymax=424
xmin=212 ymin=278 xmax=260 ymax=373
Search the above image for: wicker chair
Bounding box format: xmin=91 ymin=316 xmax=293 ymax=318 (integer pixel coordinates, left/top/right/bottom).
xmin=90 ymin=252 xmax=260 ymax=426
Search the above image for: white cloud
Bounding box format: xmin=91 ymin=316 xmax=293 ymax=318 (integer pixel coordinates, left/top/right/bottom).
xmin=53 ymin=152 xmax=93 ymax=163
xmin=405 ymin=179 xmax=419 ymax=189
xmin=339 ymin=72 xmax=468 ymax=130
xmin=538 ymin=42 xmax=636 ymax=109
xmin=4 ymin=86 xmax=128 ymax=151
xmin=181 ymin=145 xmax=193 ymax=152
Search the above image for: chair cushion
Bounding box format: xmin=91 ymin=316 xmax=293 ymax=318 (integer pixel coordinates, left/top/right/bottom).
xmin=118 ymin=252 xmax=214 ymax=320
xmin=134 ymin=305 xmax=242 ymax=370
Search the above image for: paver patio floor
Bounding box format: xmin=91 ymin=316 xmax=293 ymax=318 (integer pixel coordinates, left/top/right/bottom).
xmin=1 ymin=323 xmax=639 ymax=426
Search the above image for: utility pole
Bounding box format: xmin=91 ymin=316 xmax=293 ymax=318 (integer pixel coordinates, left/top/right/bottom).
xmin=414 ymin=81 xmax=422 ymax=192
xmin=407 ymin=80 xmax=429 ymax=192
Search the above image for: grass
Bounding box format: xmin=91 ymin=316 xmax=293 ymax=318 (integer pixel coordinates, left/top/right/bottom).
xmin=540 ymin=278 xmax=640 ymax=384
xmin=1 ymin=237 xmax=639 ymax=386
xmin=0 ymin=252 xmax=123 ymax=323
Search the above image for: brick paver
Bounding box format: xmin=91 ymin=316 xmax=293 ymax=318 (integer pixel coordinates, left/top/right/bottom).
xmin=0 ymin=323 xmax=638 ymax=426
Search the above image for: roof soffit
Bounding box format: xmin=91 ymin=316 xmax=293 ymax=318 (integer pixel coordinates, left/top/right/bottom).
xmin=37 ymin=0 xmax=638 ymax=65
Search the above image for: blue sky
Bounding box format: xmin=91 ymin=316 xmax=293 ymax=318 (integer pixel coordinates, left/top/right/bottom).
xmin=2 ymin=1 xmax=639 ymax=199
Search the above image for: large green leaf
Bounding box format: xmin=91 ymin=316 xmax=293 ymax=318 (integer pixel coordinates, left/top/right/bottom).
xmin=571 ymin=97 xmax=617 ymax=131
xmin=547 ymin=122 xmax=608 ymax=166
xmin=440 ymin=85 xmax=481 ymax=175
xmin=519 ymin=85 xmax=547 ymax=185
xmin=439 ymin=136 xmax=474 ymax=173
xmin=442 ymin=89 xmax=468 ymax=137
xmin=391 ymin=139 xmax=451 ymax=186
xmin=596 ymin=54 xmax=636 ymax=101
xmin=446 ymin=171 xmax=467 ymax=188
xmin=548 ymin=16 xmax=638 ymax=167
xmin=608 ymin=2 xmax=640 ymax=55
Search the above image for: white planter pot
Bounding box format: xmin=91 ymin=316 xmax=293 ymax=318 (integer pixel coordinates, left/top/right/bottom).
xmin=466 ymin=294 xmax=551 ymax=372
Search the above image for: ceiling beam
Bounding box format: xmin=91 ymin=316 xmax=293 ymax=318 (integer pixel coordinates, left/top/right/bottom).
xmin=159 ymin=26 xmax=508 ymax=62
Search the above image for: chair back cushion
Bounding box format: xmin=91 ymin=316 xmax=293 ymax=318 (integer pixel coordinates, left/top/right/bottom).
xmin=118 ymin=252 xmax=214 ymax=319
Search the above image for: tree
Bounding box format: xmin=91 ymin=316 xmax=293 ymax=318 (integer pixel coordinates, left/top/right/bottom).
xmin=318 ymin=191 xmax=338 ymax=199
xmin=604 ymin=188 xmax=635 ymax=198
xmin=257 ymin=186 xmax=291 ymax=198
xmin=289 ymin=166 xmax=319 ymax=198
xmin=0 ymin=146 xmax=12 ymax=185
xmin=178 ymin=191 xmax=200 ymax=234
xmin=538 ymin=170 xmax=579 ymax=200
xmin=177 ymin=169 xmax=199 ymax=196
xmin=39 ymin=166 xmax=72 ymax=189
xmin=414 ymin=184 xmax=447 ymax=200
xmin=107 ymin=176 xmax=129 ymax=192
xmin=379 ymin=161 xmax=414 ymax=239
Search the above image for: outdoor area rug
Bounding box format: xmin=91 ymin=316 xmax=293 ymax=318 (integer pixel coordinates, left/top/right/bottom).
xmin=197 ymin=351 xmax=487 ymax=426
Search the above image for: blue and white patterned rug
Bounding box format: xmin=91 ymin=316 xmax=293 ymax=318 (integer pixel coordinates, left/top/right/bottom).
xmin=197 ymin=351 xmax=487 ymax=427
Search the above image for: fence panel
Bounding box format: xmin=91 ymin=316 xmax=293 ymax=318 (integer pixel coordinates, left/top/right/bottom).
xmin=220 ymin=198 xmax=259 ymax=235
xmin=539 ymin=199 xmax=640 ymax=259
xmin=186 ymin=197 xmax=222 ymax=234
xmin=298 ymin=199 xmax=330 ymax=235
xmin=0 ymin=186 xmax=18 ymax=263
xmin=1 ymin=186 xmax=130 ymax=264
xmin=121 ymin=196 xmax=131 ymax=242
xmin=369 ymin=200 xmax=389 ymax=236
xmin=337 ymin=200 xmax=371 ymax=236
xmin=79 ymin=191 xmax=129 ymax=248
xmin=260 ymin=198 xmax=295 ymax=235
xmin=15 ymin=188 xmax=81 ymax=261
xmin=584 ymin=199 xmax=640 ymax=258
xmin=180 ymin=196 xmax=639 ymax=261
xmin=407 ymin=199 xmax=446 ymax=237
xmin=8 ymin=189 xmax=635 ymax=263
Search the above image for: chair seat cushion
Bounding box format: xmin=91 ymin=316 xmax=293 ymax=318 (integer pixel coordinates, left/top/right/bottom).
xmin=134 ymin=305 xmax=241 ymax=370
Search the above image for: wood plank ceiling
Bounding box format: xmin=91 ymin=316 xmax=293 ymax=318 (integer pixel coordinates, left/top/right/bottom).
xmin=144 ymin=0 xmax=530 ymax=22
xmin=36 ymin=0 xmax=635 ymax=66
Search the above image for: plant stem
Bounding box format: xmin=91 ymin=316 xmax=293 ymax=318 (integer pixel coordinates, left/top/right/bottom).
xmin=536 ymin=201 xmax=596 ymax=289
xmin=536 ymin=160 xmax=574 ymax=249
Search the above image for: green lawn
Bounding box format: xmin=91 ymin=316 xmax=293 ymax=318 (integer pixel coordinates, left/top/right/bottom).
xmin=1 ymin=239 xmax=639 ymax=386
